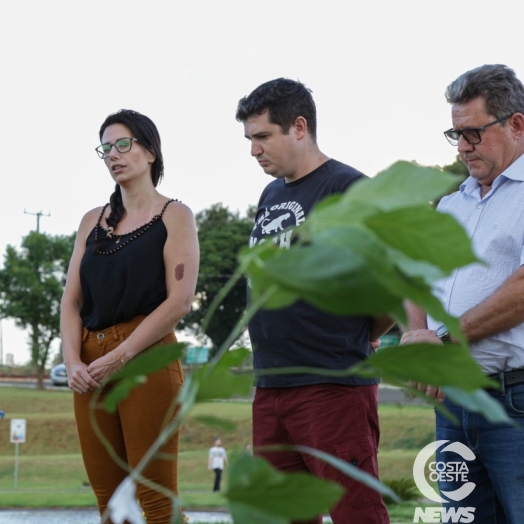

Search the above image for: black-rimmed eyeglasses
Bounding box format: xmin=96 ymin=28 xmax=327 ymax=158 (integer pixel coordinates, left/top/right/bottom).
xmin=95 ymin=137 xmax=138 ymax=159
xmin=444 ymin=114 xmax=513 ymax=146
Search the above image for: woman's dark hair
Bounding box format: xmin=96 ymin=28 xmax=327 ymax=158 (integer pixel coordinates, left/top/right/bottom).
xmin=95 ymin=109 xmax=164 ymax=251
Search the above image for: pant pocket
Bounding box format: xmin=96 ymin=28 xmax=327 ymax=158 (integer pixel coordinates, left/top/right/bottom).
xmin=333 ymin=436 xmax=382 ymax=509
xmin=507 ymin=385 xmax=524 ymax=416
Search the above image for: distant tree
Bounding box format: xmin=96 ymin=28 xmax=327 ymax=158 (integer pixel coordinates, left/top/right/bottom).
xmin=431 ymin=155 xmax=469 ymax=205
xmin=0 ymin=232 xmax=75 ymax=388
xmin=441 ymin=154 xmax=468 ymax=180
xmin=180 ymin=203 xmax=254 ymax=356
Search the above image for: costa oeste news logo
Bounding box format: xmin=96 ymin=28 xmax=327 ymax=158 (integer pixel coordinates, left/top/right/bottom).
xmin=412 ymin=440 xmax=476 ymax=523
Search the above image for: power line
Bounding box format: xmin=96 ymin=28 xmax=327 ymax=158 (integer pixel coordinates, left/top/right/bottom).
xmin=24 ymin=209 xmax=50 ymax=233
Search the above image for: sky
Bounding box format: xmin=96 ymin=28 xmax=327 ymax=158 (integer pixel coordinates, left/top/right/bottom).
xmin=1 ymin=0 xmax=523 ymax=364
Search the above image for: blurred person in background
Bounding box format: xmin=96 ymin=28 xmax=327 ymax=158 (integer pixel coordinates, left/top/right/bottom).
xmin=208 ymin=438 xmax=228 ymax=492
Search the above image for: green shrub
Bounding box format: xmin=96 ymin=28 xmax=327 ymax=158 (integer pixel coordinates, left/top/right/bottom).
xmin=382 ymin=477 xmax=420 ymax=504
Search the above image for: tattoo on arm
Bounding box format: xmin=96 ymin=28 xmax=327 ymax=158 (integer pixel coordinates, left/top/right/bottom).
xmin=175 ymin=263 xmax=185 ymax=281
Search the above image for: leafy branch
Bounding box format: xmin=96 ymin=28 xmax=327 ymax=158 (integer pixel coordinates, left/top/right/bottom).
xmin=98 ymin=161 xmax=507 ymax=523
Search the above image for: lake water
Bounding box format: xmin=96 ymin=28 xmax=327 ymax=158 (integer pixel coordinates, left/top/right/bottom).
xmin=0 ymin=510 xmax=232 ymax=523
xmin=0 ymin=509 xmax=336 ymax=523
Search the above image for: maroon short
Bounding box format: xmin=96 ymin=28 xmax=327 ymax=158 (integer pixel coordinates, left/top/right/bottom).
xmin=253 ymin=384 xmax=389 ymax=524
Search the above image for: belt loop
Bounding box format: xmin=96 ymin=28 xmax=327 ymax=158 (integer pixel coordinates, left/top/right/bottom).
xmin=498 ymin=371 xmax=506 ymax=396
xmin=111 ymin=325 xmax=119 ymax=341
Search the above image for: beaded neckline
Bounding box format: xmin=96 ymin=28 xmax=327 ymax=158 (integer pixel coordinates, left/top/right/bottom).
xmin=94 ymin=199 xmax=176 ymax=255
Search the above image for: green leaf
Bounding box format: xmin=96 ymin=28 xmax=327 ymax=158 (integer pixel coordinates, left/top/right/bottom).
xmin=230 ymin=502 xmax=288 ymax=524
xmin=261 ymin=230 xmax=406 ymax=319
xmin=104 ymin=376 xmax=148 ymax=413
xmin=226 ymin=454 xmax=344 ymax=522
xmin=443 ymin=386 xmax=513 ymax=425
xmin=307 ymin=197 xmax=381 ymax=232
xmin=372 ymin=270 xmax=464 ymax=343
xmin=365 ymin=206 xmax=478 ymax=272
xmin=256 ymin=222 xmax=461 ymax=333
xmin=351 ymin=344 xmax=495 ymax=391
xmin=342 ymin=161 xmax=461 ymax=210
xmin=109 ymin=342 xmax=186 ymax=383
xmin=195 ymin=348 xmax=253 ymax=401
xmin=103 ymin=342 xmax=186 ymax=412
xmin=385 ymin=248 xmax=448 ymax=285
xmin=244 ymin=210 xmax=472 ymax=338
xmin=294 ymin=445 xmax=399 ymax=501
xmin=240 ymin=243 xmax=299 ymax=310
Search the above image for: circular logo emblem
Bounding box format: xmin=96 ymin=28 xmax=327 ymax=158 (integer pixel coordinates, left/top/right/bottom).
xmin=413 ymin=440 xmax=476 ymax=503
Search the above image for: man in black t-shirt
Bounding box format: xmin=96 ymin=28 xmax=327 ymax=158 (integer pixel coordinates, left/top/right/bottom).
xmin=236 ymin=78 xmax=391 ymax=524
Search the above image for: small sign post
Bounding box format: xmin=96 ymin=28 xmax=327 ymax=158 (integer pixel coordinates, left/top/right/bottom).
xmin=10 ymin=419 xmax=26 ymax=488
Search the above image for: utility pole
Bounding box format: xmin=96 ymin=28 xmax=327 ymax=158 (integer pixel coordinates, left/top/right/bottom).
xmin=24 ymin=209 xmax=50 ymax=233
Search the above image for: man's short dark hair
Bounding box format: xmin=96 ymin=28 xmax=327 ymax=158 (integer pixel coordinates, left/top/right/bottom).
xmin=446 ymin=64 xmax=524 ymax=119
xmin=236 ymin=78 xmax=317 ymax=141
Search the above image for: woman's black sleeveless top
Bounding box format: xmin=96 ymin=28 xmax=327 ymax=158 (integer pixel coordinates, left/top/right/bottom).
xmin=79 ymin=200 xmax=174 ymax=330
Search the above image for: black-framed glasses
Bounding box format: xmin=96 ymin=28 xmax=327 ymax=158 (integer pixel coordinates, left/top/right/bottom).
xmin=95 ymin=137 xmax=138 ymax=159
xmin=444 ymin=114 xmax=513 ymax=146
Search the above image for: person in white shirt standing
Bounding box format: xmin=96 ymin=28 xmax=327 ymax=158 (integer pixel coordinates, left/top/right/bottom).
xmin=208 ymin=438 xmax=227 ymax=492
xmin=402 ymin=64 xmax=524 ymax=524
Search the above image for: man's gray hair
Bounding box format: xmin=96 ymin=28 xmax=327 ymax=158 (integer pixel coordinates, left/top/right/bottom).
xmin=446 ymin=64 xmax=524 ymax=119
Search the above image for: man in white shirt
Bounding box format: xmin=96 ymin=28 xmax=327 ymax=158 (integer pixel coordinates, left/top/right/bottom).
xmin=208 ymin=438 xmax=227 ymax=492
xmin=403 ymin=64 xmax=524 ymax=524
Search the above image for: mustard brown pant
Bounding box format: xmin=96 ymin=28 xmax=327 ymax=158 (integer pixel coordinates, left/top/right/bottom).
xmin=73 ymin=315 xmax=184 ymax=524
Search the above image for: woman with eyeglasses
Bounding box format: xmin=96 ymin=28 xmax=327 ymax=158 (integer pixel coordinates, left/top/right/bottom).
xmin=60 ymin=109 xmax=199 ymax=523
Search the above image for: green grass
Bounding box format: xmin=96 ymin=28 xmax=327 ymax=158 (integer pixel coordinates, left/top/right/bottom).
xmin=0 ymin=454 xmax=88 ymax=489
xmin=378 ymin=404 xmax=435 ymax=450
xmin=0 ymin=489 xmax=97 ymax=507
xmin=0 ymin=386 xmax=437 ymax=523
xmin=0 ymin=388 xmax=250 ymax=508
xmin=0 ymin=386 xmax=73 ymax=415
xmin=387 ymin=502 xmax=437 ymax=521
xmin=0 ymin=389 xmax=253 ymax=456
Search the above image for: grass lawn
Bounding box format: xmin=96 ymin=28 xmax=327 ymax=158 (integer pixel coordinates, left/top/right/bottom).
xmin=0 ymin=387 xmax=437 ymax=522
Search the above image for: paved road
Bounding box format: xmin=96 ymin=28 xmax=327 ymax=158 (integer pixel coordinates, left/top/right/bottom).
xmin=0 ymin=377 xmax=55 ymax=389
xmin=378 ymin=384 xmax=426 ymax=405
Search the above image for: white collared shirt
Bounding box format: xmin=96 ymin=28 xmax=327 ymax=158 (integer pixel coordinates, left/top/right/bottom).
xmin=428 ymin=153 xmax=524 ymax=374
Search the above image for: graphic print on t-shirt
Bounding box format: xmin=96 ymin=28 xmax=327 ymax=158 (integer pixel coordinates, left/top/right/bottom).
xmin=250 ymin=201 xmax=306 ymax=250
